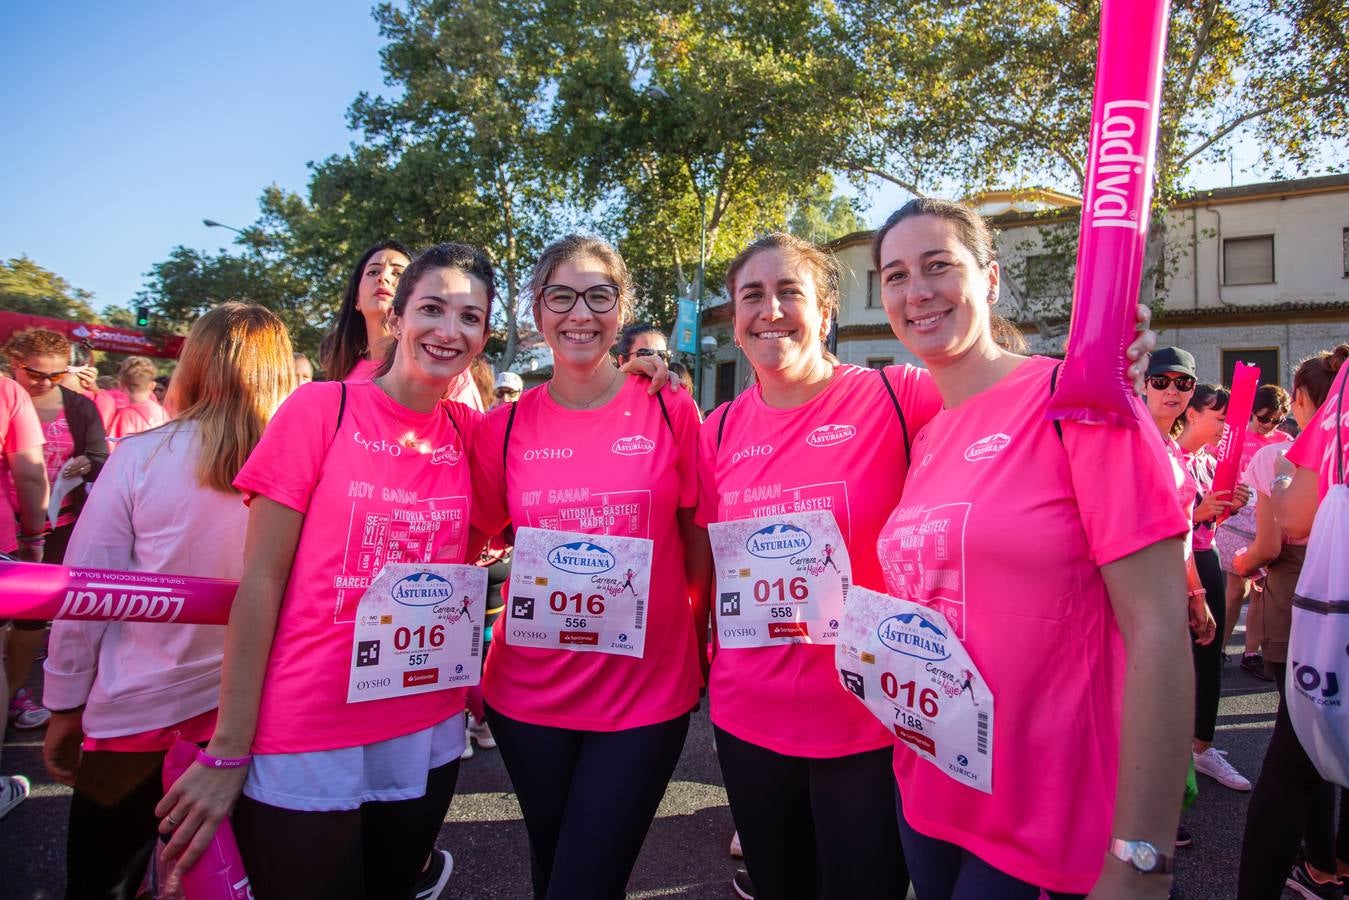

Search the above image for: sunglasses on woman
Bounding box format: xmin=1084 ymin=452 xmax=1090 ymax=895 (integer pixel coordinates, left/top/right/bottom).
xmin=1254 ymin=411 xmax=1286 ymax=426
xmin=632 ymin=348 xmax=672 ymax=361
xmin=21 ymin=365 xmax=69 ymax=384
xmin=1146 ymin=374 xmax=1196 ymax=392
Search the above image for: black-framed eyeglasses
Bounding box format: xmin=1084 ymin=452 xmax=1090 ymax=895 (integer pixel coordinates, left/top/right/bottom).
xmin=494 ymin=388 xmax=519 ymax=398
xmin=540 ymin=283 xmax=621 ymax=315
xmin=633 ymin=348 xmax=672 ymax=362
xmin=1146 ymin=374 xmax=1196 ymax=392
xmin=20 ymin=365 xmax=68 ymax=384
xmin=1254 ymin=411 xmax=1286 ymax=426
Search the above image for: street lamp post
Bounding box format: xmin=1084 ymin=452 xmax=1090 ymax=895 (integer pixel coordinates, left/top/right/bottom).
xmin=693 ymin=192 xmax=707 ymax=408
xmin=202 ymin=219 xmax=243 ymax=235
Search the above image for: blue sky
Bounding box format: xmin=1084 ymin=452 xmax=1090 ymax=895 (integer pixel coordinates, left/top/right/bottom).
xmin=0 ymin=1 xmax=388 ymax=310
xmin=2 ymin=2 xmax=1272 ymax=314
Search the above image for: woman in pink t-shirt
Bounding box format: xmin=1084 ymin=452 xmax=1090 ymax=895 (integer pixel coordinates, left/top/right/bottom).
xmin=1175 ymin=384 xmax=1254 ymax=792
xmin=871 ymin=198 xmax=1192 ymax=898
xmin=159 ymin=244 xmax=494 ymax=899
xmin=696 ymin=232 xmax=941 ymax=899
xmin=41 ymin=303 xmax=293 ymax=899
xmin=320 ymin=239 xmax=412 ymax=383
xmin=3 ymin=327 xmax=109 ymax=732
xmin=1237 ymin=344 xmax=1349 ymax=898
xmin=1214 ymin=383 xmax=1292 ymax=673
xmin=469 ymin=235 xmax=706 ymax=899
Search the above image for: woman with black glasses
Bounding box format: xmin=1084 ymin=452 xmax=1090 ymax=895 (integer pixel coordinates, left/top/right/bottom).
xmin=470 ymin=236 xmax=706 ymax=899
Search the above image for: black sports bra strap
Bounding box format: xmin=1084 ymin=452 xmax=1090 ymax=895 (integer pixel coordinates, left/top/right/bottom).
xmin=1048 ymin=363 xmax=1064 ymax=444
xmin=716 ymin=401 xmax=732 ymax=451
xmin=876 ymin=368 xmax=910 ymax=466
xmin=503 ymin=397 xmax=519 ymax=470
xmin=655 ymin=390 xmax=674 ymax=437
xmin=1336 ymin=367 xmax=1347 ymax=486
xmin=334 ymin=382 xmax=347 ymax=440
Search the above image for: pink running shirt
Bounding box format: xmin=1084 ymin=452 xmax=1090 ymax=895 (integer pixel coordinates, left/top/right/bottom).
xmin=234 ymin=380 xmax=480 ymax=754
xmin=90 ymin=390 xmax=117 ymax=431
xmin=108 ymin=399 xmax=168 ymax=442
xmin=0 ymin=377 xmax=44 ymax=553
xmin=1186 ymin=448 xmax=1218 ymax=551
xmin=1286 ymin=363 xmax=1349 ymax=501
xmin=471 ymin=378 xmax=702 ymax=731
xmin=876 ymin=357 xmax=1188 ymax=894
xmin=345 ymin=358 xmax=483 ymax=412
xmin=697 ymin=364 xmax=941 ymax=757
xmin=43 ymin=412 xmax=77 ymax=528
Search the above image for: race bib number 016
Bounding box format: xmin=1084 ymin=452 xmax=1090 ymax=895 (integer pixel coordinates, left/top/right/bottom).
xmin=346 ymin=563 xmax=487 ymax=704
xmin=836 ymin=586 xmax=994 ymax=794
xmin=708 ymin=511 xmax=852 ymax=648
xmin=506 ymin=526 xmax=653 ymax=658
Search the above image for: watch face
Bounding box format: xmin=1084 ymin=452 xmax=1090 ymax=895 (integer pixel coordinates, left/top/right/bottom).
xmin=1131 ymin=843 xmax=1158 ymax=871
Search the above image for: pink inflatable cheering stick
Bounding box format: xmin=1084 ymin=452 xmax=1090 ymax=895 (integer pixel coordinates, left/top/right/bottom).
xmin=159 ymin=739 xmax=252 ymax=899
xmin=1046 ymin=0 xmax=1172 ymax=426
xmin=1211 ymin=362 xmax=1260 ymax=525
xmin=0 ymin=562 xmax=237 ymax=624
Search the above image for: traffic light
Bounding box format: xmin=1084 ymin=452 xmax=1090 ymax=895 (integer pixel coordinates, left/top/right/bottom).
xmin=136 ymin=306 xmax=150 ymax=328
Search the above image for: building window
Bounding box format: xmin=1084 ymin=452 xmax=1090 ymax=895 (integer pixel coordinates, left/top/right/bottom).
xmin=866 ymin=271 xmax=881 ymax=308
xmin=714 ymin=361 xmax=737 ymax=406
xmin=1221 ymin=348 xmax=1280 ymax=388
xmin=1024 ymin=253 xmax=1069 ymax=299
xmin=865 ymin=357 xmax=893 ymax=370
xmin=1223 ymin=235 xmax=1275 ymax=285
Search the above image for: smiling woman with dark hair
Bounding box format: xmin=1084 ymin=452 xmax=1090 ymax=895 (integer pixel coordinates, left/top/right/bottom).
xmin=320 ymin=240 xmax=413 ymax=383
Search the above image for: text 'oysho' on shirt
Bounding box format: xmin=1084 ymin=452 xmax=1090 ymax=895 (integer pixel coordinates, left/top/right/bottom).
xmin=234 ymin=380 xmax=480 ymax=754
xmin=470 ymin=377 xmax=702 ymax=731
xmin=696 ymin=363 xmax=941 ymax=758
xmin=875 ymin=356 xmax=1187 ymax=895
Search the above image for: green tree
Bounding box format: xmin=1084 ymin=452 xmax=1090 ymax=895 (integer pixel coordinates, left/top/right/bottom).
xmin=787 ymin=176 xmax=868 ymax=245
xmin=840 ymin=0 xmax=1348 ymax=311
xmin=0 ymin=256 xmax=102 ymax=322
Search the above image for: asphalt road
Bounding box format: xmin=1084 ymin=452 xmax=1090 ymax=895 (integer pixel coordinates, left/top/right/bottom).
xmin=0 ymin=623 xmax=1298 ymax=900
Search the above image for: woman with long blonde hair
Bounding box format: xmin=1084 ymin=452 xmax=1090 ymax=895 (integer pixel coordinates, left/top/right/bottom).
xmin=42 ymin=302 xmax=295 ymax=900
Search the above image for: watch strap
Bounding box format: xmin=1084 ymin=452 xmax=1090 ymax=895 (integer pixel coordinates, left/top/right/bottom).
xmin=1108 ymin=838 xmax=1173 ymax=874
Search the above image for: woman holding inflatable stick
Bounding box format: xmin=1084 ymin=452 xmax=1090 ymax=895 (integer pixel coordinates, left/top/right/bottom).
xmin=157 ymin=244 xmax=496 ymax=899
xmin=469 ymin=235 xmax=705 ymax=899
xmin=40 ymin=303 xmax=292 ymax=900
xmin=842 ymin=3 xmax=1194 ymax=895
xmin=857 ymin=196 xmax=1191 ymax=898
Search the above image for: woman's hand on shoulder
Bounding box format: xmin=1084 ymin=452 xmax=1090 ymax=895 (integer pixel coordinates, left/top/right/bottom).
xmin=619 ymin=354 xmax=675 ymax=395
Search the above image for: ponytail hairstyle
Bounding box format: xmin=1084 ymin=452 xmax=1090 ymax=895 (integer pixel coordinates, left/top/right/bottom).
xmin=375 ymin=243 xmax=497 ymax=378
xmin=1293 ymin=344 xmax=1349 ymax=409
xmin=871 ymin=198 xmax=1028 ymax=353
xmin=164 ymin=302 xmax=295 ymax=492
xmin=1173 ymin=383 xmax=1229 ymax=439
xmin=320 ymin=239 xmax=412 ymax=381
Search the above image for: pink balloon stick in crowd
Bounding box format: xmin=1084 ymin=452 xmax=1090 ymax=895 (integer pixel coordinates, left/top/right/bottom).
xmin=1212 ymin=362 xmax=1261 ymax=525
xmin=158 ymin=739 xmax=252 ymax=899
xmin=1046 ymin=0 xmax=1172 ymax=426
xmin=0 ymin=562 xmax=236 ymax=624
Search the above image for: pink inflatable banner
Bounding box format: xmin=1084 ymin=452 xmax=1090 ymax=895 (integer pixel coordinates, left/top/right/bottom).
xmin=1212 ymin=362 xmax=1261 ymax=525
xmin=1046 ymin=0 xmax=1172 ymax=426
xmin=0 ymin=563 xmax=236 ymax=624
xmin=159 ymin=739 xmax=252 ymax=899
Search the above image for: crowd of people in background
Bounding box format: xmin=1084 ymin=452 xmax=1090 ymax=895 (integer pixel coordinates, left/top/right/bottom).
xmin=0 ymin=197 xmax=1344 ymax=900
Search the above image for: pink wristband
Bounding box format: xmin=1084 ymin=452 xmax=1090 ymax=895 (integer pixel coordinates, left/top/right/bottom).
xmin=197 ymin=749 xmax=251 ymax=769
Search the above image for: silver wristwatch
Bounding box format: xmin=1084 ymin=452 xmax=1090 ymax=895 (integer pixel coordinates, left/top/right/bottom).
xmin=1108 ymin=838 xmax=1173 ymax=874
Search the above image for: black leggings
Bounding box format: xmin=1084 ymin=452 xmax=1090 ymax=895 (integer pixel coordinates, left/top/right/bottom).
xmin=1237 ymin=664 xmax=1349 ymax=898
xmin=232 ymin=759 xmax=459 ymax=900
xmin=65 ymin=749 xmax=167 ymax=900
xmin=486 ymin=705 xmax=690 ymax=900
xmin=1192 ymin=548 xmax=1226 ymax=743
xmin=714 ymin=726 xmax=909 ymax=899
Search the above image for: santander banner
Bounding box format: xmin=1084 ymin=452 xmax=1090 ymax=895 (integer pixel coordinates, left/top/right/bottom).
xmin=0 ymin=311 xmax=184 ymax=359
xmin=1046 ymin=0 xmax=1171 ymax=426
xmin=0 ymin=562 xmax=236 ymax=624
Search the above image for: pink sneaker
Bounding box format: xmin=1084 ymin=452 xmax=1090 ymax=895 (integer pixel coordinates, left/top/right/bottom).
xmin=8 ymin=689 xmax=51 ymax=730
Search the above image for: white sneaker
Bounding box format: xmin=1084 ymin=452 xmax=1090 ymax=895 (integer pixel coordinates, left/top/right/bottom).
xmin=467 ymin=716 xmax=496 ymax=749
xmin=0 ymin=774 xmax=30 ymax=820
xmin=460 ymin=731 xmax=475 ymax=760
xmin=729 ymin=830 xmax=743 ymax=858
xmin=412 ymin=849 xmax=454 ymax=900
xmin=1193 ymin=747 xmax=1251 ymax=791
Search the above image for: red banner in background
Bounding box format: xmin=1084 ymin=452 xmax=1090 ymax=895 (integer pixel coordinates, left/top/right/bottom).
xmin=1212 ymin=362 xmax=1261 ymax=524
xmin=0 ymin=311 xmax=184 ymax=359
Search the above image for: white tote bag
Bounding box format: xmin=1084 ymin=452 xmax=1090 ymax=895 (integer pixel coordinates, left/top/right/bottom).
xmin=1288 ymin=373 xmax=1349 ymax=787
